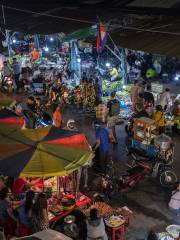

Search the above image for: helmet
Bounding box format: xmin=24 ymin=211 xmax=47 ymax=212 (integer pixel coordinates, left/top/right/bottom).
xmin=67 ymin=119 xmax=76 ymax=129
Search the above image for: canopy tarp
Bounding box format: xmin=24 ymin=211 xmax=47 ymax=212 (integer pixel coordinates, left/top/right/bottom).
xmin=0 ymin=125 xmax=94 ymax=177
xmin=0 ymin=108 xmax=24 ymax=127
xmin=0 ymin=92 xmax=16 ymax=107
xmin=17 ymin=229 xmax=72 ymax=240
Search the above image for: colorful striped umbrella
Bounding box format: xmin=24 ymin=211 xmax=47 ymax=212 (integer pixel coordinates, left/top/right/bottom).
xmin=0 ymin=125 xmax=94 ymax=177
xmin=0 ymin=109 xmax=24 ymax=127
xmin=0 ymin=92 xmax=16 ymax=108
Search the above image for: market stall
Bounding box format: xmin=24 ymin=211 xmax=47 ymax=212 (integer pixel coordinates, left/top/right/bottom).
xmin=0 ymin=124 xmax=94 ymax=225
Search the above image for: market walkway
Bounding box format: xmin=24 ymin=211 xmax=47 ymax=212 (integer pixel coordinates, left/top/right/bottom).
xmin=63 ymin=105 xmax=180 ymax=240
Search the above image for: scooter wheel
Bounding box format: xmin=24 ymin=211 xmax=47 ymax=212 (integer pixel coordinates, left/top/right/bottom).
xmin=159 ymin=169 xmax=177 ymax=188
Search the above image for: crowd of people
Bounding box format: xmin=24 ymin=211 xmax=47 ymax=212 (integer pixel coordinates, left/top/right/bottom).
xmin=130 ymin=79 xmax=180 ymax=134
xmin=0 ymin=175 xmax=109 ymax=239
xmin=0 ymin=47 xmax=180 ymax=239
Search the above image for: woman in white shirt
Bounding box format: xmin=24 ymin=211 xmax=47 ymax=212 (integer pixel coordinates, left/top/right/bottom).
xmin=169 ymin=182 xmax=180 ymax=216
xmin=87 ymin=208 xmax=108 ymax=240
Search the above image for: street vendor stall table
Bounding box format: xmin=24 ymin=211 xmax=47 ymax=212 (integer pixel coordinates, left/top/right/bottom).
xmin=49 ymin=193 xmax=92 ymax=223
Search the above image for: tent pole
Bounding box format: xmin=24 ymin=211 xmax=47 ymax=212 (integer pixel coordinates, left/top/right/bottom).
xmin=106 ymin=45 xmax=121 ymax=62
xmin=2 ymin=5 xmax=10 ymax=57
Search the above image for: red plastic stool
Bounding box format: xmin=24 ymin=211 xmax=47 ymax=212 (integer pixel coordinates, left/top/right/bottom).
xmin=111 ymin=224 xmax=125 ymax=240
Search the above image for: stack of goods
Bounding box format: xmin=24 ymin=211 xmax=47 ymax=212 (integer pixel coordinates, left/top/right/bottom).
xmin=44 ymin=177 xmax=58 ymax=192
xmin=48 ymin=192 xmax=64 ymax=218
xmin=120 ymin=108 xmax=132 ymax=120
xmin=83 ymin=202 xmax=114 ymax=218
xmin=84 ymin=202 xmax=132 ymax=219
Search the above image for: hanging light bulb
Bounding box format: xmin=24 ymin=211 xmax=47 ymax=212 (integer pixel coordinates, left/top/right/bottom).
xmin=44 ymin=46 xmax=49 ymax=52
xmin=106 ymin=62 xmax=110 ymax=68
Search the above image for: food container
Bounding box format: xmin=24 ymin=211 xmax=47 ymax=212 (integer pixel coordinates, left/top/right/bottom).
xmin=154 ymin=134 xmax=172 ymax=151
xmin=105 ymin=215 xmax=125 ymax=228
xmin=64 ymin=215 xmax=75 ymax=224
xmin=166 ymin=225 xmax=180 ymax=239
xmin=62 ymin=197 xmax=76 ymax=211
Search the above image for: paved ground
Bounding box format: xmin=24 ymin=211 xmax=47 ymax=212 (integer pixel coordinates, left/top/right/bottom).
xmin=9 ymin=94 xmax=180 ymax=239
xmin=63 ymin=105 xmax=180 ymax=240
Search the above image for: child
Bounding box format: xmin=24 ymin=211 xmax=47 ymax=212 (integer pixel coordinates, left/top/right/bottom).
xmin=154 ymin=105 xmax=166 ymax=134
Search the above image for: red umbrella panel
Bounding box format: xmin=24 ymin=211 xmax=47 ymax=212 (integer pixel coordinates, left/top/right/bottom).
xmin=0 ymin=109 xmax=24 ymax=127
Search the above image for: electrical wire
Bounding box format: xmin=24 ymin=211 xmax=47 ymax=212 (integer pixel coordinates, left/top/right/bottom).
xmin=2 ymin=5 xmax=95 ymax=24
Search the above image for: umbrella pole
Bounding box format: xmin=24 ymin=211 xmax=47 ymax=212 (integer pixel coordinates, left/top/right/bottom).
xmin=76 ymin=168 xmax=81 ymax=200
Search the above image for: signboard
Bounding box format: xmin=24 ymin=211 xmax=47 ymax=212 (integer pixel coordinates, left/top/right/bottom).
xmin=151 ymin=83 xmax=163 ymax=94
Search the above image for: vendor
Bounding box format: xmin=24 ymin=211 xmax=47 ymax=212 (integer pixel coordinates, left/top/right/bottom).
xmin=0 ymin=187 xmax=17 ymax=236
xmin=86 ymin=208 xmax=108 ymax=240
xmin=17 ymin=190 xmax=35 ymax=237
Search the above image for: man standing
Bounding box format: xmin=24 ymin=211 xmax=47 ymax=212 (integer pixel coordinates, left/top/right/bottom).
xmin=93 ymin=122 xmax=111 ymax=173
xmin=30 ymin=48 xmax=40 ymax=62
xmin=107 ymin=92 xmax=120 ymax=143
xmin=130 ymin=80 xmax=140 ymax=111
xmin=94 ymin=78 xmax=102 ymax=103
xmin=95 ymin=100 xmax=108 ymax=123
xmin=1 ymin=61 xmax=13 ymax=77
xmin=158 ymin=88 xmax=172 ymax=110
xmin=12 ymin=58 xmax=21 ymax=92
xmin=142 ymin=85 xmax=155 ymax=117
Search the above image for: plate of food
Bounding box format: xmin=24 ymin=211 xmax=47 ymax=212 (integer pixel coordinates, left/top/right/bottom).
xmin=105 ymin=215 xmax=125 ymax=228
xmin=157 ymin=232 xmax=173 ymax=240
xmin=166 ymin=225 xmax=180 ymax=238
xmin=49 ymin=204 xmax=63 ymax=215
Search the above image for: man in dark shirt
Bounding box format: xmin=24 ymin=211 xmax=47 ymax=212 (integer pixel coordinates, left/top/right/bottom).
xmin=93 ymin=122 xmax=111 ymax=173
xmin=143 ymin=85 xmax=155 ymax=106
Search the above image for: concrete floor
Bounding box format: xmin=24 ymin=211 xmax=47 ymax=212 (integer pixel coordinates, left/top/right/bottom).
xmin=10 ymin=93 xmax=180 ymax=239
xmin=63 ymin=105 xmax=180 ymax=240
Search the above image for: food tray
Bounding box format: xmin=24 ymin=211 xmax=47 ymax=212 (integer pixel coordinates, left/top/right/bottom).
xmin=105 ymin=215 xmax=125 ymax=228
xmin=166 ymin=225 xmax=180 ymax=238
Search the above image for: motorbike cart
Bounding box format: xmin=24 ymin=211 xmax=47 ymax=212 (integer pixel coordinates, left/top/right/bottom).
xmin=128 ymin=117 xmax=175 ymax=165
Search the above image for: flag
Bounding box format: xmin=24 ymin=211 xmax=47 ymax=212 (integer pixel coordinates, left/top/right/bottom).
xmin=96 ymin=22 xmax=108 ymax=53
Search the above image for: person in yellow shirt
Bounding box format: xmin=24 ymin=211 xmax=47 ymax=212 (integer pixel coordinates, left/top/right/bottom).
xmin=154 ymin=105 xmax=166 ymax=134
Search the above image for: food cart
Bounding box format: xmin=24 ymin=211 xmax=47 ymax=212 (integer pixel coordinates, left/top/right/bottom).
xmin=131 ymin=117 xmax=175 ymax=165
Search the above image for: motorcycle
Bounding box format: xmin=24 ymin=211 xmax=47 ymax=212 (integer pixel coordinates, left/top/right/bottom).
xmin=22 ymin=110 xmax=53 ymax=129
xmin=2 ymin=75 xmax=14 ymax=93
xmin=101 ymin=159 xmax=177 ymax=199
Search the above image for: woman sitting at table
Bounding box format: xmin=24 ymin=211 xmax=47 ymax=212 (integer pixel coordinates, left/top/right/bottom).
xmin=17 ymin=190 xmax=35 ymax=237
xmin=86 ymin=208 xmax=108 ymax=240
xmin=0 ymin=187 xmax=17 ymax=236
xmin=31 ymin=193 xmax=49 ymax=233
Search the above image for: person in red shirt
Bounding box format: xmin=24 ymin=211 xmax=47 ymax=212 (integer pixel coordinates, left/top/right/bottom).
xmin=12 ymin=177 xmax=29 ymax=195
